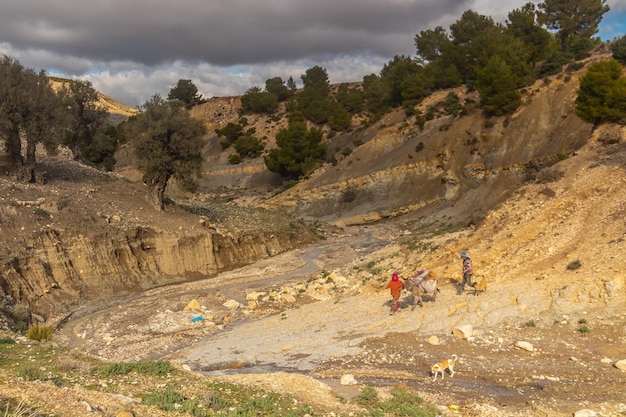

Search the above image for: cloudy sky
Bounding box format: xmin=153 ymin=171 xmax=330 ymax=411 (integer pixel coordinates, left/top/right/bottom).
xmin=1 ymin=0 xmax=624 ymax=107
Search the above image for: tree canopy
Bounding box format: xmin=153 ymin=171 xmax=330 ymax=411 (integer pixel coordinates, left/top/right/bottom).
xmin=168 ymin=79 xmax=204 ymax=108
xmin=126 ymin=95 xmax=206 ymax=211
xmin=537 ymin=0 xmax=609 ymax=51
xmin=59 ymin=80 xmax=109 ymax=162
xmin=575 ymin=59 xmax=626 ymax=125
xmin=264 ymin=112 xmax=326 ymax=179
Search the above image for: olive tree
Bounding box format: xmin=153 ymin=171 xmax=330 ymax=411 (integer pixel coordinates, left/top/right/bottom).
xmin=126 ymin=95 xmax=206 ymax=211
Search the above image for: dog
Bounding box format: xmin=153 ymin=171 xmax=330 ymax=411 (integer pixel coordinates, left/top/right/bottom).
xmin=431 ymin=354 xmax=457 ymax=381
xmin=473 ymin=275 xmax=487 ymax=296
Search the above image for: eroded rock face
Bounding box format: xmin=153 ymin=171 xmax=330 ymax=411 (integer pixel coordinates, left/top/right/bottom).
xmin=0 ymin=226 xmax=315 ymax=319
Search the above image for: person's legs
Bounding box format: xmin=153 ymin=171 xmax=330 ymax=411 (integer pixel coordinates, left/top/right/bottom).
xmin=462 ymin=273 xmax=474 ymax=288
xmin=390 ymin=295 xmax=400 ymax=313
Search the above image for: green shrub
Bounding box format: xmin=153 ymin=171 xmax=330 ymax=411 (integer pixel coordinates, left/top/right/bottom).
xmin=356 ymin=386 xmax=379 ymax=408
xmin=33 ymin=207 xmax=50 ymax=217
xmin=356 ymin=385 xmax=436 ymax=417
xmin=0 ymin=337 xmax=16 ymax=344
xmin=99 ymin=359 xmax=172 ymax=377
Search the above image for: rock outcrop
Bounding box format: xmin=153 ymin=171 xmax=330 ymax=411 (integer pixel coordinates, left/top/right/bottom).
xmin=1 ymin=224 xmax=316 ymax=321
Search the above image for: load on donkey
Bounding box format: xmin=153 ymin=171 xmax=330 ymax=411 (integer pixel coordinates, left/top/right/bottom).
xmin=402 ymin=269 xmax=440 ymax=310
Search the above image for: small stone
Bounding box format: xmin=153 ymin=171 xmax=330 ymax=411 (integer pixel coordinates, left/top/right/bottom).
xmin=573 ymin=409 xmax=597 ymax=417
xmin=615 ymin=359 xmax=626 ymax=371
xmin=428 ymin=335 xmax=440 ymax=345
xmin=340 ymin=374 xmax=358 ymax=386
xmin=184 ymin=299 xmax=201 ymax=310
xmin=515 ymin=341 xmax=534 ymax=352
xmin=223 ymin=299 xmax=240 ymax=310
xmin=116 ymin=412 xmax=135 ymax=417
xmin=452 ymin=324 xmax=473 ymax=339
xmin=281 ymin=293 xmax=296 ymax=303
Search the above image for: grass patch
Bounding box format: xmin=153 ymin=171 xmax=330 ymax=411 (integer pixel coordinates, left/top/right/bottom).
xmin=26 ymin=324 xmax=53 ymax=341
xmin=0 ymin=334 xmax=440 ymax=416
xmin=99 ymin=359 xmax=172 ymax=377
xmin=142 ymin=383 xmax=314 ymax=416
xmin=355 ymin=385 xmax=436 ymax=417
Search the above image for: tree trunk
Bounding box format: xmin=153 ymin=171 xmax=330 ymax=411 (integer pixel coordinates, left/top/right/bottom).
xmin=5 ymin=128 xmax=25 ymax=179
xmin=144 ymin=173 xmax=170 ymax=212
xmin=22 ymin=139 xmax=39 ymax=183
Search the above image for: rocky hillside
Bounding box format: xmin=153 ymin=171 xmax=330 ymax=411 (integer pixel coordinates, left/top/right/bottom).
xmin=186 ymin=52 xmax=618 ymax=230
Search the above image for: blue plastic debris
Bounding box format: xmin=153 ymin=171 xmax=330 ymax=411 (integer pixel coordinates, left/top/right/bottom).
xmin=190 ymin=316 xmax=204 ymax=323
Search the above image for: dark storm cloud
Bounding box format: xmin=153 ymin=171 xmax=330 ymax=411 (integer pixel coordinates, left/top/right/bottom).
xmin=1 ymin=0 xmax=622 ymax=106
xmin=0 ymin=0 xmax=469 ymax=68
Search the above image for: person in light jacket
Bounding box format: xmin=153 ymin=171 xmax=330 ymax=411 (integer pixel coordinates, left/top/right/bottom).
xmin=460 ymin=251 xmax=474 ymax=290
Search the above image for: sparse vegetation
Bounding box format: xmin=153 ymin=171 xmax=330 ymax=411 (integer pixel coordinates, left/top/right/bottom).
xmin=26 ymin=324 xmax=53 ymax=341
xmin=99 ymin=359 xmax=172 ymax=377
xmin=355 ymin=385 xmax=436 ymax=417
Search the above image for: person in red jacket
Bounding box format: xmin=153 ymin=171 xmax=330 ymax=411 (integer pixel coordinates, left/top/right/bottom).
xmin=386 ymin=272 xmax=404 ymax=314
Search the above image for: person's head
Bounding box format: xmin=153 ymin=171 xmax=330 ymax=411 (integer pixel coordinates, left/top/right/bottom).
xmin=460 ymin=251 xmax=467 ymax=259
xmin=392 ymin=272 xmax=399 ymax=281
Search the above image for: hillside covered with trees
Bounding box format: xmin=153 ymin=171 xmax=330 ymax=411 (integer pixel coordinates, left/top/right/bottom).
xmin=1 ymin=0 xmax=625 ymax=210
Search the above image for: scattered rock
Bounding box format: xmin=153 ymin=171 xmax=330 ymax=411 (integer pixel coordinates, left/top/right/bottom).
xmin=340 ymin=374 xmax=358 ymax=386
xmin=452 ymin=323 xmax=473 ymax=339
xmin=573 ymin=409 xmax=597 ymax=417
xmin=515 ymin=341 xmax=534 ymax=352
xmin=184 ymin=299 xmax=201 ymax=310
xmin=615 ymin=359 xmax=626 ymax=371
xmin=246 ymin=291 xmax=266 ymax=301
xmin=280 ymin=293 xmax=296 ymax=303
xmin=223 ymin=299 xmax=240 ymax=310
xmin=428 ymin=335 xmax=440 ymax=345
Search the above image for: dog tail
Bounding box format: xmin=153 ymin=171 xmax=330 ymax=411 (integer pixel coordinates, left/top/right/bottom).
xmin=451 ymin=354 xmax=458 ymax=361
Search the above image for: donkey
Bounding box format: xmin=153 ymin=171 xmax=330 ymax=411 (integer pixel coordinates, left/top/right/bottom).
xmin=402 ymin=270 xmax=439 ymax=310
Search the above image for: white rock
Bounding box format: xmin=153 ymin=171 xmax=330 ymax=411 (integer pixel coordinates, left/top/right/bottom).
xmin=223 ymin=299 xmax=240 ymax=310
xmin=182 ymin=364 xmax=192 ymax=371
xmin=515 ymin=341 xmax=534 ymax=352
xmin=280 ymin=293 xmax=296 ymax=303
xmin=246 ymin=291 xmax=266 ymax=301
xmin=452 ymin=323 xmax=473 ymax=339
xmin=340 ymin=374 xmax=358 ymax=386
xmin=615 ymin=359 xmax=626 ymax=371
xmin=428 ymin=335 xmax=440 ymax=345
xmin=573 ymin=409 xmax=597 ymax=417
